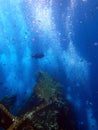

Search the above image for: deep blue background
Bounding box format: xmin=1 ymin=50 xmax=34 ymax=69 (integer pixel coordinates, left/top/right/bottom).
xmin=0 ymin=0 xmax=98 ymax=129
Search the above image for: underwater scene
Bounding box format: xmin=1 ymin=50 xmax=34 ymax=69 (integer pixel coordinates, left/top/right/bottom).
xmin=0 ymin=0 xmax=98 ymax=130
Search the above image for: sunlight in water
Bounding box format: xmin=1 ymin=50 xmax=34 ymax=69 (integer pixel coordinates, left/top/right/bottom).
xmin=63 ymin=42 xmax=89 ymax=84
xmin=63 ymin=1 xmax=98 ymax=129
xmin=32 ymin=0 xmax=54 ymax=33
xmin=64 ymin=0 xmax=89 ymax=84
xmin=0 ymin=0 xmax=97 ymax=129
xmin=61 ymin=0 xmax=90 ymax=118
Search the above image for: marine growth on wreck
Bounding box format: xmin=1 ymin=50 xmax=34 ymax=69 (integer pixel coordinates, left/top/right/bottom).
xmin=0 ymin=71 xmax=77 ymax=130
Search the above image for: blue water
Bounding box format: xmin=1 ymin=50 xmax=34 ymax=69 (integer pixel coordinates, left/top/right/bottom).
xmin=0 ymin=0 xmax=98 ymax=129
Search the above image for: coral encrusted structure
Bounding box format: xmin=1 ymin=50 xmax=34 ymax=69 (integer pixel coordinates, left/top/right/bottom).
xmin=0 ymin=71 xmax=77 ymax=130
